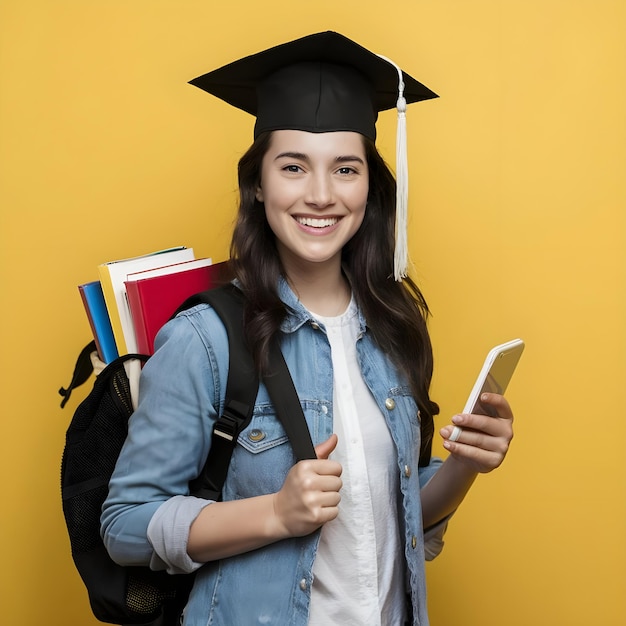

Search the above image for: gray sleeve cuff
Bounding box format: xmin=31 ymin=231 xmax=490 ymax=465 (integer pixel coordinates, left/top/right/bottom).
xmin=423 ymin=514 xmax=452 ymax=561
xmin=147 ymin=495 xmax=214 ymax=574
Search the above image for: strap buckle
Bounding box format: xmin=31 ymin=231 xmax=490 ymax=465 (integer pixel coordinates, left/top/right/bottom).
xmin=213 ymin=398 xmax=251 ymax=442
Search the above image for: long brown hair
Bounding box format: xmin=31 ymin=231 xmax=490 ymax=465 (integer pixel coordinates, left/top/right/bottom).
xmin=230 ymin=131 xmax=437 ymax=464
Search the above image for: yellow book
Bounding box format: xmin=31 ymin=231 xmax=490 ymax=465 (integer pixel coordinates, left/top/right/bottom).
xmin=98 ymin=247 xmax=195 ymax=354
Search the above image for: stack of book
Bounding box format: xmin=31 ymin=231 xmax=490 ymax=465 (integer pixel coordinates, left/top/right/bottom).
xmin=78 ymin=246 xmax=232 ymax=363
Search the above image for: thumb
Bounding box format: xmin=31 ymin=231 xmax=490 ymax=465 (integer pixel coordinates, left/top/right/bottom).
xmin=315 ymin=433 xmax=338 ymax=460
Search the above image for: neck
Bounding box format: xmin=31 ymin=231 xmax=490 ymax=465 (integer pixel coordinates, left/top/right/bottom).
xmin=283 ymin=257 xmax=351 ymax=317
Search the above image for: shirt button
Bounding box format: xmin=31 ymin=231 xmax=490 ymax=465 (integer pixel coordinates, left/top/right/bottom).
xmin=411 ymin=536 xmax=417 ymax=549
xmin=299 ymin=578 xmax=307 ymax=591
xmin=404 ymin=465 xmax=411 ymax=478
xmin=385 ymin=398 xmax=396 ymax=410
xmin=311 ymin=322 xmax=320 ymax=330
xmin=321 ymin=405 xmax=328 ymax=414
xmin=248 ymin=429 xmax=266 ymax=442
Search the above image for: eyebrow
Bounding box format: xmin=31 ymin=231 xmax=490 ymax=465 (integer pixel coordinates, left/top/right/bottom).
xmin=274 ymin=151 xmax=365 ymax=165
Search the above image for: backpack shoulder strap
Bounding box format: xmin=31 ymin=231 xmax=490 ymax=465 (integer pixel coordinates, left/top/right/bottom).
xmin=184 ymin=284 xmax=259 ymax=500
xmin=264 ymin=339 xmax=316 ymax=462
xmin=182 ymin=283 xmax=315 ymax=500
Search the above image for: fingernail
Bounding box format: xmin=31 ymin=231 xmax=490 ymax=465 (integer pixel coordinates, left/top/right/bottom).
xmin=452 ymin=414 xmax=463 ymax=425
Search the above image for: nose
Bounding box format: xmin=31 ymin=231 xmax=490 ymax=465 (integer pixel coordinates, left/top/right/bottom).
xmin=305 ymin=171 xmax=334 ymax=209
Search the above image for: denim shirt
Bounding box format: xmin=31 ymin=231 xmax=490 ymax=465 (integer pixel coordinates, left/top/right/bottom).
xmin=102 ymin=279 xmax=447 ymax=626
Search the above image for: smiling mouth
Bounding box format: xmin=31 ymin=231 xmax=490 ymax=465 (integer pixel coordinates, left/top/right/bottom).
xmin=295 ymin=216 xmax=340 ymax=228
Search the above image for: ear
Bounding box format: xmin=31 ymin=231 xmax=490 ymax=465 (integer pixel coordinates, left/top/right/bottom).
xmin=255 ymin=186 xmax=264 ymax=203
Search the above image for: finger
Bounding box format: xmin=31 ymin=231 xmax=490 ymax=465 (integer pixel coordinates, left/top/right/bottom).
xmin=448 ymin=425 xmax=463 ymax=442
xmin=478 ymin=393 xmax=514 ymax=420
xmin=315 ymin=433 xmax=339 ymax=460
xmin=294 ymin=457 xmax=342 ymax=480
xmin=313 ymin=502 xmax=340 ymax=525
xmin=443 ymin=437 xmax=508 ymax=472
xmin=316 ymin=489 xmax=341 ymax=507
xmin=305 ymin=461 xmax=343 ymax=487
xmin=309 ymin=491 xmax=342 ymax=523
xmin=455 ymin=411 xmax=513 ymax=439
xmin=447 ymin=426 xmax=511 ymax=454
xmin=317 ymin=475 xmax=342 ymax=493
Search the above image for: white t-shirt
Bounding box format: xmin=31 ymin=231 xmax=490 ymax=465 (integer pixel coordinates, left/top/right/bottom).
xmin=308 ymin=298 xmax=407 ymax=626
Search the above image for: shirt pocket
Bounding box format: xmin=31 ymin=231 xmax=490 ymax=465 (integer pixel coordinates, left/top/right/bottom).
xmin=225 ymin=410 xmax=295 ymax=499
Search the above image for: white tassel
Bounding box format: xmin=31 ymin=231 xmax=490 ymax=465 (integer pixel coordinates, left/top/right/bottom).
xmin=394 ymin=94 xmax=408 ymax=281
xmin=377 ymin=55 xmax=409 ymax=281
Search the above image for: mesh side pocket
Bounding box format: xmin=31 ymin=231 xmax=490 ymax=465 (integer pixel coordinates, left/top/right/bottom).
xmin=63 ymin=484 xmax=109 ymax=554
xmin=126 ymin=573 xmax=178 ymax=615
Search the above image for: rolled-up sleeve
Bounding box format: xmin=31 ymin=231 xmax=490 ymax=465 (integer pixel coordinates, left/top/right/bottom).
xmin=418 ymin=457 xmax=452 ymax=561
xmin=147 ymin=495 xmax=213 ymax=574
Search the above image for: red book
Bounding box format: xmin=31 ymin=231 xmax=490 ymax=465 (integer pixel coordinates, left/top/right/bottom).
xmin=125 ymin=259 xmax=233 ymax=355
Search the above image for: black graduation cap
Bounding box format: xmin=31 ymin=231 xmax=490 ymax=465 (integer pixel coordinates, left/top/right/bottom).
xmin=188 ymin=30 xmax=437 ymax=141
xmin=189 ymin=31 xmax=437 ymax=280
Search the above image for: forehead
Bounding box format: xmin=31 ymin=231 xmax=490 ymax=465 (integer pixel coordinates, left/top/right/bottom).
xmin=266 ymin=130 xmax=366 ymax=158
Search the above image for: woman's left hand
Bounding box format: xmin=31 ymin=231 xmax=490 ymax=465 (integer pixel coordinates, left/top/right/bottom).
xmin=440 ymin=393 xmax=514 ymax=474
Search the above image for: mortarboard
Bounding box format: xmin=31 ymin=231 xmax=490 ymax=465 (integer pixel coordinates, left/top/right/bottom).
xmin=190 ymin=31 xmax=437 ymax=280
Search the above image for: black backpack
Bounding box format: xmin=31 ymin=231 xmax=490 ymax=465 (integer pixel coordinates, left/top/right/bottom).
xmin=60 ymin=284 xmax=315 ymax=625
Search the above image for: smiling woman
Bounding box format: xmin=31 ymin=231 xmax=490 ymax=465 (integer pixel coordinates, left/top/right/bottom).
xmin=100 ymin=31 xmax=516 ymax=626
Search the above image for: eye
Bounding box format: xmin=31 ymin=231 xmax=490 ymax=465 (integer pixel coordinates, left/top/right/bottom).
xmin=337 ymin=166 xmax=358 ymax=175
xmin=283 ymin=164 xmax=303 ymax=173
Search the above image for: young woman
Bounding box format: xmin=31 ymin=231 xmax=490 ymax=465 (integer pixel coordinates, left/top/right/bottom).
xmin=102 ymin=32 xmax=514 ymax=626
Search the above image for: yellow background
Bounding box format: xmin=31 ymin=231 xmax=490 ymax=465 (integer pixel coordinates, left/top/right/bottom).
xmin=1 ymin=1 xmax=624 ymax=624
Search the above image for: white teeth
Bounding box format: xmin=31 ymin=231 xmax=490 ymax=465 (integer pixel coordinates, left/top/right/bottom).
xmin=295 ymin=217 xmax=339 ymax=228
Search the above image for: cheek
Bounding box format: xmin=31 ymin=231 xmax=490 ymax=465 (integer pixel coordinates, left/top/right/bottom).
xmin=358 ymin=173 xmax=369 ymax=209
xmin=262 ymin=196 xmax=289 ymax=240
xmin=263 ymin=204 xmax=278 ymax=230
xmin=348 ymin=185 xmax=369 ymax=234
xmin=354 ymin=206 xmax=367 ymax=232
xmin=258 ymin=173 xmax=295 ymax=212
xmin=354 ymin=184 xmax=369 ymax=220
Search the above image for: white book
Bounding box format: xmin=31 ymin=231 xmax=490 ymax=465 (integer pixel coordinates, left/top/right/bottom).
xmin=125 ymin=257 xmax=213 ymax=283
xmin=98 ymin=246 xmax=195 ymax=354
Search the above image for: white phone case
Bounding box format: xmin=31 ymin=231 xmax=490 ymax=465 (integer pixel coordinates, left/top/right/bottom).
xmin=449 ymin=338 xmax=524 ymax=442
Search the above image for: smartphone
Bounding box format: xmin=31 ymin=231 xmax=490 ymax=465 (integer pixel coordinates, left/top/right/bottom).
xmin=449 ymin=339 xmax=524 ymax=442
xmin=462 ymin=338 xmax=525 ymax=417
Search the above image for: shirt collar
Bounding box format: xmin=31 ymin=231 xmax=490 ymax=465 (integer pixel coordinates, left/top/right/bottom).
xmin=277 ymin=275 xmax=368 ymax=335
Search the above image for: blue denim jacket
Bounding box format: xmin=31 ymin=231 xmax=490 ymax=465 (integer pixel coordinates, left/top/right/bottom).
xmin=102 ymin=279 xmax=446 ymax=626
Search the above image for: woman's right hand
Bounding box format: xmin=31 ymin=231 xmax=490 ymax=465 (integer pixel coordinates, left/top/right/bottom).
xmin=188 ymin=435 xmax=342 ymax=562
xmin=272 ymin=434 xmax=342 ymax=537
